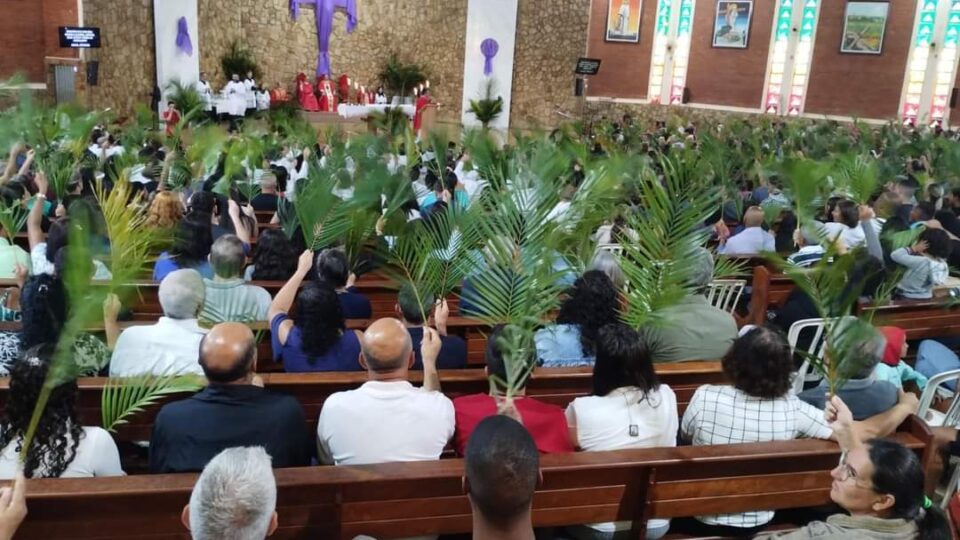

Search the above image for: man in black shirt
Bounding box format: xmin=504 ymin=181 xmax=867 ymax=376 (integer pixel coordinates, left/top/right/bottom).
xmin=250 ymin=171 xmax=280 ymax=213
xmin=149 ymin=322 xmax=313 ymax=473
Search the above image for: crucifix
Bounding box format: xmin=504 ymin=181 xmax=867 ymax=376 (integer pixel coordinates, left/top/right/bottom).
xmin=290 ymin=0 xmax=357 ymax=77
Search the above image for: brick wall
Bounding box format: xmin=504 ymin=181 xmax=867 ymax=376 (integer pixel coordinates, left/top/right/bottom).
xmin=585 ymin=0 xmax=656 ymax=99
xmin=805 ymin=0 xmax=916 ymax=119
xmin=685 ymin=0 xmax=775 ymax=109
xmin=0 ymin=0 xmax=45 ymax=81
xmin=0 ymin=0 xmax=79 ymax=83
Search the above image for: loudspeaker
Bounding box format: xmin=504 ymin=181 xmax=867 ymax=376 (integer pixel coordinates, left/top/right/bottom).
xmin=86 ymin=61 xmax=99 ymax=86
xmin=951 ymin=88 xmax=958 ymax=109
xmin=682 ymin=87 xmax=690 ymax=104
xmin=575 ymin=78 xmax=585 ymax=97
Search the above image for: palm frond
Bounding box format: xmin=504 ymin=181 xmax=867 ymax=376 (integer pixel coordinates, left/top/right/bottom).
xmin=101 ymin=373 xmax=205 ymax=433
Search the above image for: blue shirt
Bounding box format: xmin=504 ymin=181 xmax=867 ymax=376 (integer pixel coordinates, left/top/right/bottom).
xmin=270 ymin=313 xmax=363 ymax=372
xmin=534 ymin=324 xmax=595 ymax=367
xmin=798 ymin=376 xmax=899 ymax=421
xmin=339 ymin=288 xmax=372 ymax=319
xmin=153 ymin=252 xmax=214 ymax=282
xmin=408 ymin=327 xmax=467 ymax=369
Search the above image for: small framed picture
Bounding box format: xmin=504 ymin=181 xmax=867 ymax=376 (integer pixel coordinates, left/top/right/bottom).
xmin=841 ymin=1 xmax=890 ymax=55
xmin=713 ymin=0 xmax=753 ymax=49
xmin=606 ymin=0 xmax=642 ymax=43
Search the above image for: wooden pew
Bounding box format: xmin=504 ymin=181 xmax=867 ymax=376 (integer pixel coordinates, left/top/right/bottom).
xmin=746 ymin=265 xmax=796 ymax=326
xmin=857 ymin=297 xmax=960 ymax=341
xmin=96 ymin=279 xmax=462 ymax=321
xmin=0 ymin=362 xmax=726 ymax=444
xmin=15 ymin=417 xmax=932 ymax=540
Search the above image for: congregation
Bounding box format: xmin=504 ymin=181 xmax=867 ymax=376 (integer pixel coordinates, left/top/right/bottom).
xmin=0 ymin=100 xmax=959 ymax=540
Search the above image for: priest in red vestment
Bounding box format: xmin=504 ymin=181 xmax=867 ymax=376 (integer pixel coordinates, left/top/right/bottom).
xmin=270 ymin=82 xmax=290 ymax=105
xmin=296 ymin=73 xmax=320 ymax=111
xmin=414 ymin=88 xmax=432 ymax=135
xmin=318 ymin=76 xmax=336 ymax=112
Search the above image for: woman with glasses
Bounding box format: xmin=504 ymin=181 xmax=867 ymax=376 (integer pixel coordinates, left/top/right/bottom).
xmin=765 ymin=395 xmax=950 ymax=539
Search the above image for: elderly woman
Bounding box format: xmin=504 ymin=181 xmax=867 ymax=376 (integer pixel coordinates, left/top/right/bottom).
xmin=679 ymin=326 xmax=919 ymax=537
xmin=765 ymin=396 xmax=950 ymax=539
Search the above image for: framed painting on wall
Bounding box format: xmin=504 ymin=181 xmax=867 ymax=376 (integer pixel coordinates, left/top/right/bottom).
xmin=840 ymin=1 xmax=889 ymax=54
xmin=713 ymin=0 xmax=753 ymax=48
xmin=605 ymin=0 xmax=642 ymax=43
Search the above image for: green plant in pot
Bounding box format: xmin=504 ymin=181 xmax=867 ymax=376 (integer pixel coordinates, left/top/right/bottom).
xmin=467 ymin=78 xmax=504 ymax=130
xmin=378 ymin=53 xmax=425 ymax=104
xmin=220 ymin=41 xmax=261 ymax=82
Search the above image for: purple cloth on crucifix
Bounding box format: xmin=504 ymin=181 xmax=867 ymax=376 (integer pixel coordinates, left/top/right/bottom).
xmin=290 ymin=0 xmax=357 ymax=77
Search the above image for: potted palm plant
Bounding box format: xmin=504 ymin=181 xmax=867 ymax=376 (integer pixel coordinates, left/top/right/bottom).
xmin=378 ymin=53 xmax=426 ymax=104
xmin=466 ymin=79 xmax=504 ymax=130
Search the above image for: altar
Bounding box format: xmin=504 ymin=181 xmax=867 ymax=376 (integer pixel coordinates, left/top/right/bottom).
xmin=336 ymin=104 xmax=416 ymax=119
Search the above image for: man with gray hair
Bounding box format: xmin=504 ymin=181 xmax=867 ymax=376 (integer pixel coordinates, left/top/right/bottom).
xmin=181 ymin=446 xmax=278 ymax=540
xmin=642 ymin=247 xmax=738 ymax=363
xmin=201 ymin=235 xmax=271 ymax=322
xmin=109 ymin=269 xmax=208 ymax=376
xmin=799 ymin=321 xmax=899 ymax=420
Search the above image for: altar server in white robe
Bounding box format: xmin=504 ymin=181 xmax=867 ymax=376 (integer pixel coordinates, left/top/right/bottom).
xmin=243 ymin=71 xmax=257 ymax=112
xmin=223 ymin=74 xmax=248 ymax=120
xmin=196 ymin=72 xmax=213 ymax=116
xmin=256 ymin=88 xmax=271 ymax=111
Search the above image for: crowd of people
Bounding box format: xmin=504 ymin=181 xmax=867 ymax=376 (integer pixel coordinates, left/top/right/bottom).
xmin=0 ymin=105 xmax=959 ymax=539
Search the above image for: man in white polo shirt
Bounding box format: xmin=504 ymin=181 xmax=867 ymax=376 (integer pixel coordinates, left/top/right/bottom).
xmin=317 ymin=318 xmax=451 ymax=465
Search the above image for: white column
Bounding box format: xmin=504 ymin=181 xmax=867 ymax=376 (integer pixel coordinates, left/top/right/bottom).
xmin=153 ymin=0 xmax=200 ymax=109
xmin=460 ymin=0 xmax=519 ymax=131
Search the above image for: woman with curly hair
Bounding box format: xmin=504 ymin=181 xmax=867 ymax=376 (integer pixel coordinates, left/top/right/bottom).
xmin=0 ymin=344 xmax=124 ymax=478
xmin=534 ymin=270 xmax=619 ymax=367
xmin=268 ymin=251 xmax=362 ymax=372
xmin=152 ymin=217 xmax=214 ymax=281
xmin=144 ymin=191 xmax=184 ymax=230
xmin=677 ymin=325 xmax=918 ymax=537
xmin=0 ymin=273 xmax=117 ymax=376
xmin=244 ymin=228 xmax=298 ymax=282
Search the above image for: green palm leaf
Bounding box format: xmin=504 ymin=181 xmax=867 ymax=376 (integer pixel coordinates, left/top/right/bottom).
xmin=101 ymin=373 xmax=205 ymax=433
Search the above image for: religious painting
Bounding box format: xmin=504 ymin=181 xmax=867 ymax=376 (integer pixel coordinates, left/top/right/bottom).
xmin=841 ymin=1 xmax=889 ymax=54
xmin=712 ymin=0 xmax=753 ymax=49
xmin=605 ymin=0 xmax=642 ymax=43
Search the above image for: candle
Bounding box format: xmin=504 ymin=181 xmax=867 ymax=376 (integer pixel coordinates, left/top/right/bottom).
xmin=414 ymin=87 xmax=419 ymax=96
xmin=425 ymin=80 xmax=430 ymax=89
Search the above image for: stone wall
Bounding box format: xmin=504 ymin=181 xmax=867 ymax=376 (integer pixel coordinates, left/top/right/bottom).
xmin=512 ymin=0 xmax=590 ymax=128
xmin=81 ymin=0 xmax=589 ymax=128
xmin=83 ymin=0 xmax=155 ymax=114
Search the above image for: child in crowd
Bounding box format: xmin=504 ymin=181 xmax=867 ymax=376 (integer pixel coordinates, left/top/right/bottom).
xmin=890 ymin=227 xmax=951 ymax=299
xmin=873 ymin=326 xmax=927 ymax=391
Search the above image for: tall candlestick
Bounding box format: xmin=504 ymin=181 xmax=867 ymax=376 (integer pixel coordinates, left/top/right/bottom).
xmin=425 ymin=80 xmax=430 ymax=89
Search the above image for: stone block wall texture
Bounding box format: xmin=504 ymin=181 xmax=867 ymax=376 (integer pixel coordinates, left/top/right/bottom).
xmin=76 ymin=0 xmax=589 ymax=128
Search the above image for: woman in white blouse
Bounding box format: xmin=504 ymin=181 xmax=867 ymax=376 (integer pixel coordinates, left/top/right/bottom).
xmin=0 ymin=345 xmax=124 ymax=479
xmin=565 ymin=322 xmax=678 ymax=540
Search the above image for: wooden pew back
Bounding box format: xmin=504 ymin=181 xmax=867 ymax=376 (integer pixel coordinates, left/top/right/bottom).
xmin=0 ymin=363 xmax=727 ymax=444
xmin=16 ymin=420 xmax=931 ymax=540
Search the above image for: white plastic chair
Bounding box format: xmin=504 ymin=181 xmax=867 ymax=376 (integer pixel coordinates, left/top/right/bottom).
xmin=705 ymin=279 xmax=747 ymax=314
xmin=788 ymin=318 xmax=829 ymax=395
xmin=595 ymin=243 xmax=623 ymax=257
xmin=917 ymin=369 xmax=960 ymax=428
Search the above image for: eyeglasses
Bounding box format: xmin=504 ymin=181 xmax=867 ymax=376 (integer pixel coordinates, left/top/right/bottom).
xmin=836 ymin=451 xmax=871 ymax=489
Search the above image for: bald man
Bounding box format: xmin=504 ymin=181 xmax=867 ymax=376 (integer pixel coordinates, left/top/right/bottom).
xmin=316 ymin=318 xmax=452 ymax=465
xmin=150 ymin=322 xmax=313 ymax=473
